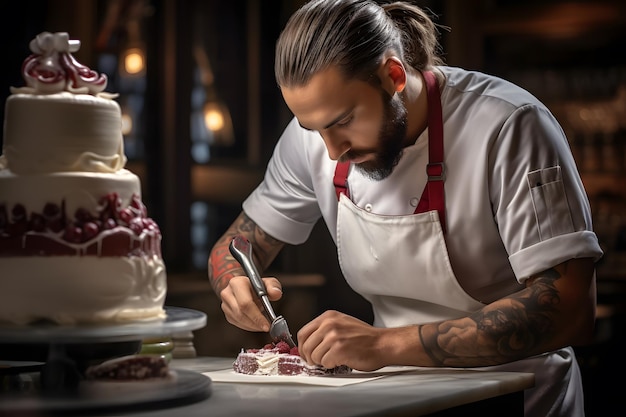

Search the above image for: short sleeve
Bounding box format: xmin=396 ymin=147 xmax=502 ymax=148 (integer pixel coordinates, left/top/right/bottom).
xmin=489 ymin=105 xmax=603 ymax=280
xmin=242 ymin=118 xmax=323 ymax=245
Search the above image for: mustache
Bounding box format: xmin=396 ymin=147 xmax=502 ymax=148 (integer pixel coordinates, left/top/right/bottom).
xmin=338 ymin=149 xmax=375 ymax=162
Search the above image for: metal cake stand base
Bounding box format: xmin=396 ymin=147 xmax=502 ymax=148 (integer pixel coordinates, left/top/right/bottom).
xmin=0 ymin=306 xmax=211 ymax=414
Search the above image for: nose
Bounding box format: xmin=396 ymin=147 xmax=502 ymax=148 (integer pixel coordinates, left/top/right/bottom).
xmin=320 ymin=131 xmax=350 ymax=161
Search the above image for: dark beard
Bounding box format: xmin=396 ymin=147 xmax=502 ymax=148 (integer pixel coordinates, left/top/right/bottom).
xmin=353 ymin=90 xmax=407 ymax=181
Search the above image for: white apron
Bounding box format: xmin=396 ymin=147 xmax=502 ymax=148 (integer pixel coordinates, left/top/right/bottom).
xmin=333 ymin=71 xmax=585 ymax=417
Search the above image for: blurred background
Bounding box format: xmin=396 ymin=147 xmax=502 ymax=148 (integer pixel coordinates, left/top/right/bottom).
xmin=1 ymin=0 xmax=624 ymax=415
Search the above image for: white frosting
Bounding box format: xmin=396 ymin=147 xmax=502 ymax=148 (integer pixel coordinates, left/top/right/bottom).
xmin=255 ymin=352 xmax=281 ymax=375
xmin=0 ymin=255 xmax=166 ymax=325
xmin=2 ymin=93 xmax=125 ymax=174
xmin=30 ymin=32 xmax=80 ymax=55
xmin=0 ymin=169 xmax=140 ymax=219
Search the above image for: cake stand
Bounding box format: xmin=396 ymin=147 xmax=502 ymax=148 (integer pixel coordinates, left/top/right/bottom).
xmin=0 ymin=306 xmax=212 ymax=414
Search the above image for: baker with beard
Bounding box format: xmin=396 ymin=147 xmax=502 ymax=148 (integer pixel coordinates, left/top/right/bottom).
xmin=207 ymin=1 xmax=603 ymax=416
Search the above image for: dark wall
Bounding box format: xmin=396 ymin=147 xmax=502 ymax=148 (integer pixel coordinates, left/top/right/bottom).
xmin=0 ymin=2 xmax=49 ymax=149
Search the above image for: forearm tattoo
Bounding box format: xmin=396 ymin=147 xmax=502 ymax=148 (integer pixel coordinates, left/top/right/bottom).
xmin=420 ymin=267 xmax=562 ymax=367
xmin=208 ymin=243 xmax=242 ymax=296
xmin=208 ymin=213 xmax=283 ymax=296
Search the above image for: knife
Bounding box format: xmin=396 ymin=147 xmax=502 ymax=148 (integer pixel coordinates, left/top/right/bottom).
xmin=229 ymin=235 xmax=297 ymax=348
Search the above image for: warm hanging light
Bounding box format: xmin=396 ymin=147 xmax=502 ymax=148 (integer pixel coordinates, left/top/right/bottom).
xmin=202 ymin=96 xmax=234 ymax=145
xmin=203 ymin=102 xmax=225 ymax=132
xmin=194 ymin=46 xmax=234 ymax=145
xmin=119 ymin=17 xmax=146 ymax=77
xmin=122 ymin=46 xmax=145 ymax=76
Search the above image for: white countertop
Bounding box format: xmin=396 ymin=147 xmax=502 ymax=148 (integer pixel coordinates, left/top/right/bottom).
xmin=128 ymin=357 xmax=534 ymax=417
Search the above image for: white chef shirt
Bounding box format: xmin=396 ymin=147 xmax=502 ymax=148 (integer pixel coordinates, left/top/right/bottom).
xmin=243 ymin=66 xmax=603 ymax=303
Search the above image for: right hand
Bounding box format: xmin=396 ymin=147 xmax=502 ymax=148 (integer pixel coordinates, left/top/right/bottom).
xmin=218 ymin=275 xmax=284 ymax=332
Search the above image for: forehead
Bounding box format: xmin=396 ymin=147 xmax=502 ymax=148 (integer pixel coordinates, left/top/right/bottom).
xmin=281 ymin=67 xmax=377 ymax=129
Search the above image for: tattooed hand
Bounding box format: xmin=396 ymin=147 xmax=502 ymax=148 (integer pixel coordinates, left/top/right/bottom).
xmin=207 ymin=211 xmax=285 ymax=332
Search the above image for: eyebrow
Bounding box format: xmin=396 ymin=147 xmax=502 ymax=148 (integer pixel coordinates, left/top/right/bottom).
xmin=298 ymin=108 xmax=353 ymax=131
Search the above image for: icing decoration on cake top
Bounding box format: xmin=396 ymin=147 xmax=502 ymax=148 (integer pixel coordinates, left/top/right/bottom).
xmin=10 ymin=32 xmax=111 ymax=96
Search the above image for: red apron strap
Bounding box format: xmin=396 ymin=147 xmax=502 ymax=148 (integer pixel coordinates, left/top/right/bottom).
xmin=334 ymin=161 xmax=351 ymax=199
xmin=421 ymin=70 xmax=446 ymax=233
xmin=333 ymin=70 xmax=446 ymax=232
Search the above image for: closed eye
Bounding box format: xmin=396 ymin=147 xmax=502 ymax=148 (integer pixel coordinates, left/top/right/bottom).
xmin=335 ymin=114 xmax=353 ymax=128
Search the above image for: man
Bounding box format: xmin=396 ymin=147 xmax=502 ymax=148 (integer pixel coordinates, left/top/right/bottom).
xmin=208 ymin=1 xmax=603 ymax=416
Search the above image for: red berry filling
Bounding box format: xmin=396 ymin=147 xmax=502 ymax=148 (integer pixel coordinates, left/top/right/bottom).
xmin=252 ymin=341 xmax=299 ymax=357
xmin=0 ymin=192 xmax=161 ymax=257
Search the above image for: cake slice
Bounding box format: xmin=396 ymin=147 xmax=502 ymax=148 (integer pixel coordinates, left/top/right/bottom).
xmin=81 ymin=354 xmax=176 ymax=396
xmin=233 ymin=341 xmax=351 ymax=376
xmin=85 ymin=354 xmax=171 ymax=380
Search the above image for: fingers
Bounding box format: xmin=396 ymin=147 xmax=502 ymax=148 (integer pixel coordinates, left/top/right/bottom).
xmin=220 ymin=276 xmax=270 ymax=332
xmin=220 ymin=276 xmax=284 ymax=332
xmin=297 ymin=310 xmax=344 ymax=368
xmin=297 ymin=311 xmax=386 ymax=371
xmin=264 ymin=277 xmax=284 ymax=301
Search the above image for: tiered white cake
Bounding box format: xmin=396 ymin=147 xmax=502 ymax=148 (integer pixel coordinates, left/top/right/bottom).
xmin=0 ymin=32 xmax=166 ymax=325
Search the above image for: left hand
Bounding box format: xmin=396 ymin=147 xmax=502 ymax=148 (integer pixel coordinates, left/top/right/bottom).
xmin=297 ymin=310 xmax=391 ymax=372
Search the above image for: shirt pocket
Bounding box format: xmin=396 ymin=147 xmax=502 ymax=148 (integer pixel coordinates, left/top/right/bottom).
xmin=527 ymin=166 xmax=575 ymax=241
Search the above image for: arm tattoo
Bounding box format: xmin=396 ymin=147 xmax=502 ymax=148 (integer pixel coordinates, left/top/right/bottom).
xmin=238 ymin=214 xmax=283 ymax=266
xmin=208 ymin=213 xmax=283 ymax=296
xmin=208 ymin=244 xmax=242 ymax=296
xmin=420 ymin=267 xmax=562 ymax=367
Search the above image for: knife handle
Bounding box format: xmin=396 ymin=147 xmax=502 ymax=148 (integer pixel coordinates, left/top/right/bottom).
xmin=229 ymin=236 xmax=277 ymax=321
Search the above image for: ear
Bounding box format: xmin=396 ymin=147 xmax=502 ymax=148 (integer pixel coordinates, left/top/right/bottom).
xmin=381 ymin=57 xmax=407 ymax=94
